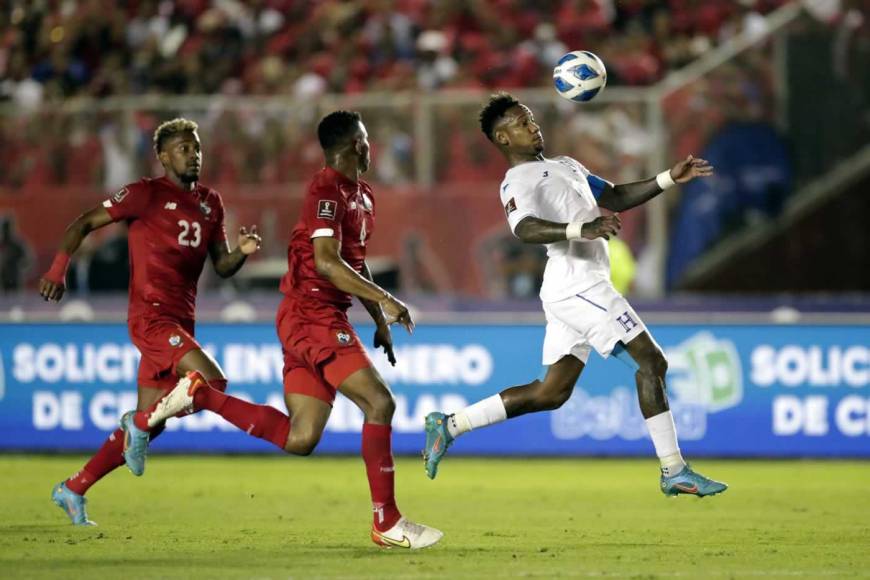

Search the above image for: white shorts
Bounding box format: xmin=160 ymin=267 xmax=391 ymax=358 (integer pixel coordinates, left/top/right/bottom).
xmin=541 ymin=281 xmax=647 ymax=366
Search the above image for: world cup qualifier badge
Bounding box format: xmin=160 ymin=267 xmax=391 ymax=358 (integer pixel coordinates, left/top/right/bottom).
xmin=168 ymin=334 xmax=183 ymax=348
xmin=318 ymin=199 xmax=337 ymax=220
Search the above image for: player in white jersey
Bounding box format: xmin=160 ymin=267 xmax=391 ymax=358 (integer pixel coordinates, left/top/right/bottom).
xmin=424 ymin=93 xmax=727 ymax=498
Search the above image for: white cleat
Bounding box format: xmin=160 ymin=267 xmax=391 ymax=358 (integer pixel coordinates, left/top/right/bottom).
xmin=147 ymin=371 xmax=207 ymax=427
xmin=371 ymin=517 xmax=444 ymax=550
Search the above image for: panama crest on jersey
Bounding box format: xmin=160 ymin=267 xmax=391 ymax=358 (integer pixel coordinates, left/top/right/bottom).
xmin=199 ymin=200 xmax=212 ymax=216
xmin=336 ymin=330 xmax=352 ymax=345
xmin=168 ymin=334 xmax=183 ymax=348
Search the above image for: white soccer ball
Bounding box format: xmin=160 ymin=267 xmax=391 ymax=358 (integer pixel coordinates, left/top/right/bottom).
xmin=552 ymin=51 xmax=607 ymax=102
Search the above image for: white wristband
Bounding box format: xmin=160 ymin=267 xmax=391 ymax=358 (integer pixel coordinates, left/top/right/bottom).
xmin=566 ymin=221 xmax=584 ymax=241
xmin=656 ymin=170 xmax=676 ymax=190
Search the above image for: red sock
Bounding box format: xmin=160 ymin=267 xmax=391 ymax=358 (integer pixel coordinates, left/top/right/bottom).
xmin=362 ymin=423 xmax=401 ymax=531
xmin=66 ymin=428 xmax=125 ymax=495
xmin=65 ymin=425 xmax=167 ymax=495
xmin=194 ymin=385 xmax=290 ymax=450
xmin=132 ymin=377 xmax=231 ymax=431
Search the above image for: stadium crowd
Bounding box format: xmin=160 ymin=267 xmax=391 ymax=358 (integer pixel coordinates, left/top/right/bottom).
xmin=0 ymin=0 xmax=789 ymax=192
xmin=2 ymin=0 xmax=788 ymax=104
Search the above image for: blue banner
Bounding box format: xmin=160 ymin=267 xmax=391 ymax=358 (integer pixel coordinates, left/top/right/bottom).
xmin=0 ymin=323 xmax=867 ymax=456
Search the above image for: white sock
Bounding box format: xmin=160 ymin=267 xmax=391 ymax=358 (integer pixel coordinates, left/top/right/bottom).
xmin=446 ymin=394 xmax=507 ymax=438
xmin=644 ymin=411 xmax=686 ymax=477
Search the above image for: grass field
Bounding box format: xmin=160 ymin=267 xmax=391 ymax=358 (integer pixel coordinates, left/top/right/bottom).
xmin=1 ymin=456 xmax=868 ymax=579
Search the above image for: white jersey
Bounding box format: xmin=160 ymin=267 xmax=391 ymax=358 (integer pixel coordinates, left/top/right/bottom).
xmin=499 ymin=156 xmax=612 ymax=302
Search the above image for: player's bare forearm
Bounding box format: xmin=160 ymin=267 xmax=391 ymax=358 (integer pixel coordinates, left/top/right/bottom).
xmin=313 ymin=237 xmax=412 ymax=332
xmin=359 ymin=262 xmax=387 ymax=326
xmin=58 ymin=206 xmax=114 ymax=255
xmin=210 ymin=226 xmax=261 ymax=278
xmin=598 ymin=156 xmax=714 ymax=211
xmin=317 ymin=254 xmax=389 ymax=304
xmin=514 ymin=216 xmax=571 ymax=244
xmin=40 ymin=205 xmax=114 ymax=301
xmin=516 ymin=215 xmax=622 ymax=243
xmin=597 ymin=178 xmax=663 ymax=212
xmin=212 ymin=247 xmax=248 ymax=278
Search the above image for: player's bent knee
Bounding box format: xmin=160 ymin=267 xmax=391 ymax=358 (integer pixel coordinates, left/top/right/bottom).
xmin=536 ymin=378 xmax=573 ymax=411
xmin=365 ymin=392 xmax=395 ymax=423
xmin=285 ymin=430 xmax=321 ymax=456
xmin=637 ymin=350 xmax=668 ymax=377
xmin=542 ymin=387 xmax=573 ymax=410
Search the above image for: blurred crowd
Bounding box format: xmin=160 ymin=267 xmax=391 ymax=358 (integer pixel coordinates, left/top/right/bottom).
xmin=1 ymin=0 xmax=789 ymax=105
xmin=4 ymin=0 xmax=865 ymax=297
xmin=0 ymin=0 xmax=793 ymax=193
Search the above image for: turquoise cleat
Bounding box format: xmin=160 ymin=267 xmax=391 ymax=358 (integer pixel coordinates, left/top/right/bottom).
xmin=51 ymin=482 xmax=96 ymax=526
xmin=423 ymin=412 xmax=454 ymax=480
xmin=120 ymin=410 xmax=149 ymax=476
xmin=661 ymin=465 xmax=728 ymax=497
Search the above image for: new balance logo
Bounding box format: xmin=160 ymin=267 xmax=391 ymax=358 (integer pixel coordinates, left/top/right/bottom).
xmin=616 ymin=311 xmax=638 ymax=332
xmin=164 ymin=202 xmax=177 ymax=210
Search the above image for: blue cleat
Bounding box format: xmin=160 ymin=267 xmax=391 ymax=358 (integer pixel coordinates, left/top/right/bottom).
xmin=51 ymin=482 xmax=96 ymax=526
xmin=661 ymin=465 xmax=728 ymax=497
xmin=120 ymin=410 xmax=149 ymax=476
xmin=423 ymin=412 xmax=454 ymax=480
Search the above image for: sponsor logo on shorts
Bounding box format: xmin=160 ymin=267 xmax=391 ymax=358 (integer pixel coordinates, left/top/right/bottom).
xmin=616 ymin=311 xmax=639 ymax=332
xmin=318 ymin=199 xmax=337 ymax=220
xmin=336 ymin=331 xmax=351 ymax=345
xmin=112 ymin=187 xmax=129 ymax=204
xmin=168 ymin=334 xmax=183 ymax=348
xmin=504 ymin=197 xmax=517 ymax=217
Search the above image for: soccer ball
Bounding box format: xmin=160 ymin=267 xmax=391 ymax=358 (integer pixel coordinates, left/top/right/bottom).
xmin=552 ymin=51 xmax=607 ymax=102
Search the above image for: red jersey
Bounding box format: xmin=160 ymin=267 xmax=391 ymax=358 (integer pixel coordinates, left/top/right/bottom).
xmin=103 ymin=176 xmax=226 ymax=321
xmin=280 ymin=167 xmax=375 ymax=308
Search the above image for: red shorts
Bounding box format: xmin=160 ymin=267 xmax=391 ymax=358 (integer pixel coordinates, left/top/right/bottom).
xmin=276 ymin=294 xmax=372 ymax=405
xmin=128 ymin=316 xmax=200 ymax=389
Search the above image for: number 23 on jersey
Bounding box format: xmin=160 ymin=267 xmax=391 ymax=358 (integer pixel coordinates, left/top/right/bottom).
xmin=177 ymin=219 xmax=202 ymax=248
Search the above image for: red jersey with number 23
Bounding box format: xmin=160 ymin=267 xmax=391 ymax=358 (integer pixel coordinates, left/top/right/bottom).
xmin=280 ymin=167 xmax=375 ymax=308
xmin=103 ymin=176 xmax=227 ymax=321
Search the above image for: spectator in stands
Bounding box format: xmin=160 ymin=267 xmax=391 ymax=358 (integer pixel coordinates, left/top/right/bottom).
xmin=0 ymin=216 xmax=31 ymax=294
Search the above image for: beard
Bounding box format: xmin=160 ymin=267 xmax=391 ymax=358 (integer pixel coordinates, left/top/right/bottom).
xmin=180 ymin=167 xmax=200 ymax=184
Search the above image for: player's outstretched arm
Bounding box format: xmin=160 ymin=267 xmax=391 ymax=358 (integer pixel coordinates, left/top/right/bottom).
xmin=515 ymin=214 xmax=622 ymax=244
xmin=313 ymin=237 xmax=413 ymax=334
xmin=39 ymin=205 xmax=114 ymax=302
xmin=209 ymin=225 xmax=262 ymax=278
xmin=598 ymin=155 xmax=713 ymax=212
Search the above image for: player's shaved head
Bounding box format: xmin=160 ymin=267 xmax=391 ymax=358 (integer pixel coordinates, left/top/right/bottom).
xmin=479 ymin=92 xmax=520 ymax=142
xmin=153 ymin=118 xmax=199 ymax=153
xmin=318 ymin=110 xmax=363 ymax=151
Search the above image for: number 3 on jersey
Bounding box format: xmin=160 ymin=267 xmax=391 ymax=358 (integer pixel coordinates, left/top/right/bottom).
xmin=177 ymin=219 xmax=202 ymax=248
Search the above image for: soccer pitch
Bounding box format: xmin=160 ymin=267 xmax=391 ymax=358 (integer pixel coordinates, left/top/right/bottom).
xmin=1 ymin=456 xmax=868 ymax=579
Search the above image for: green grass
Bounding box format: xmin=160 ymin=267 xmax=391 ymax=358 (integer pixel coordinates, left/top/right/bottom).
xmin=1 ymin=456 xmax=868 ymax=579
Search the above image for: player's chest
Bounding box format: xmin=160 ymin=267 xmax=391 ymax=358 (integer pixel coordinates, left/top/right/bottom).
xmin=538 ymin=166 xmax=596 ymax=211
xmin=340 ymin=189 xmax=375 ymax=246
xmin=145 ymin=194 xmax=218 ymax=251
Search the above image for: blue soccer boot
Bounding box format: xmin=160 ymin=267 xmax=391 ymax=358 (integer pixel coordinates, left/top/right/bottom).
xmin=423 ymin=412 xmax=454 ymax=480
xmin=661 ymin=465 xmax=728 ymax=497
xmin=51 ymin=482 xmax=96 ymax=526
